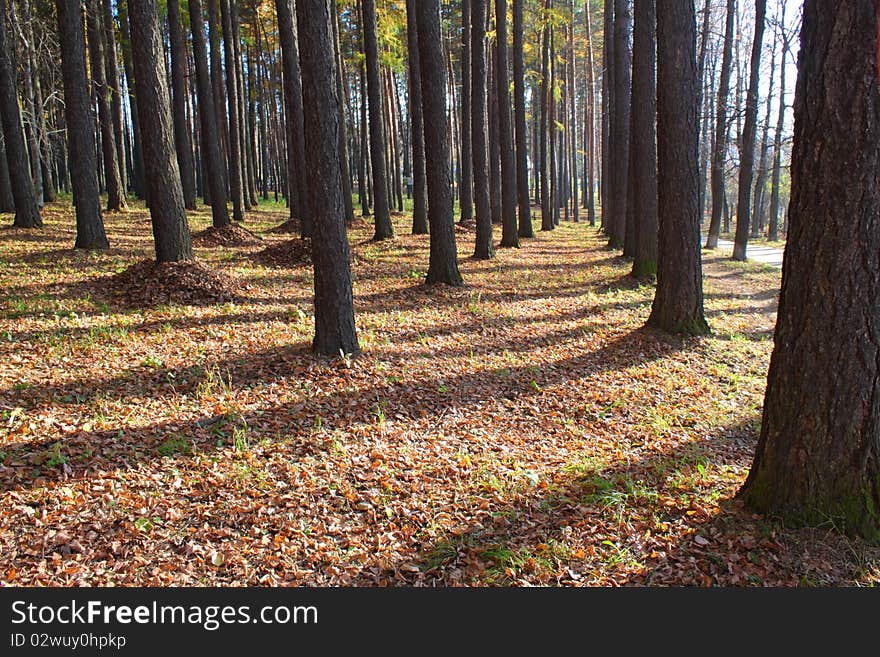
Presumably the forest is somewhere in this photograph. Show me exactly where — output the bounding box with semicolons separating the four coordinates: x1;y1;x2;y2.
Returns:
0;0;878;588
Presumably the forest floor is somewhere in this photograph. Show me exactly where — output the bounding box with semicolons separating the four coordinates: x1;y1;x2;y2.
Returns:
1;200;878;587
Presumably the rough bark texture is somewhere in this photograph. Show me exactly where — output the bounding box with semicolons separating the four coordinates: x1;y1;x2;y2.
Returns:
629;0;658;277
331;12;355;226
189;0;230;228
471;0;494;259
416;0;463;286
168;0;197;210
56;0;108;249
117;2;145;199
362;0;393;240
495;0;519;247
0;133;13;212
87;0;126;211
129;0;192;263
608;0;631;248
275;0;311;235
219;0;245;221
0;0;41;228
739;0;880;541
706;0;735;248
405;0;428;235
732;0;766;260
459;0;474;223
513;0;533;238
540;0;553;231
295;0;359;357
101;0;125;194
649;0;709;335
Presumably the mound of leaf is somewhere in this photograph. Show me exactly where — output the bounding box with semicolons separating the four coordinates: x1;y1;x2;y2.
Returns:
192;223;262;247
253;238;312;268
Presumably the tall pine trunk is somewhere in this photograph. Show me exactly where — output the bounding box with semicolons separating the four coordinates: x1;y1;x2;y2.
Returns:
513;0;533;237
405;0;428;235
219;0;245;221
167;0;197;210
459;0;474;223
495;0;518;247
608;0;631;248
471;0;494;259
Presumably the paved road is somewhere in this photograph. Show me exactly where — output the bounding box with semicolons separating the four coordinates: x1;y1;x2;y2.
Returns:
706;237;784;269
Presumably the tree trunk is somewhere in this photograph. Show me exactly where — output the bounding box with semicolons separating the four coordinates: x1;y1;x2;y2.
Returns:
87;0;126;211
167;0;197;210
540;2;552;231
512;0;533;237
495;0;519;247
331;10;356;225
459;0;474;223
101;0;126;195
416;0;463;286
706;0;735;248
488;38;502;225
768;9;788;242
117;2;145;198
207;0;229;192
295;0;359;357
739;0;880;541
752;40;776;238
405;0;428;234
0;133;13;212
608;0;631;248
56;0;108;249
732;0;766;260
471;0;494;259
129;0;192;263
0;0;40;228
219;0;244;221
584;0;596;226
188;0;230;228
601;0;613;230
649;0;709;336
629;0;658;277
361;0;393;240
567;1;578;224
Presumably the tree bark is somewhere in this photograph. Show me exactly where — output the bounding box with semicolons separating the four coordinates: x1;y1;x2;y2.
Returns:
732;0;766;260
540;2;552;231
405;0;428;235
361;0;393;240
0;133;13;212
117;2;145;198
459;0;474;223
415;0;463;285
129;0;193;263
331;10;355;226
768;7;788;242
608;0;631;248
629;0;658;277
167;0;197;210
0;0;40;228
706;0;736;248
188;0;230;228
56;0;108;249
495;0;519;247
296;0;359;357
101;0;126;194
739;0;880;541
219;0;244;221
649;0;709;335
513;0;533;237
471;0;494;259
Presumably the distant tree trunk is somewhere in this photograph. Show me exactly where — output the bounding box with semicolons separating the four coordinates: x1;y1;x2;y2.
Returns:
415;0;463;285
87;0;126;211
567;1;578;224
732;0;766;260
488;39;502;225
219;0;244;221
601;0;613;229
513;0;533;237
56;0;108;249
649;0;709;335
696;0;712;218
459;0;474;223
739;0;880;541
129;0;192;263
101;0;126;194
167;0;197;210
275;0;311;235
22;0;55;202
188;0;230;228
331;11;355;226
117;2;145;199
629;0;658;277
495;0;519;247
752;42;776;237
583;1;596;226
295;0;359;357
0;1;40;228
362;0;393;240
540;2;552;231
768;9;788;242
471;0;494;259
207;0;228;192
608;0;631;248
706;0;735;248
405;0;428;234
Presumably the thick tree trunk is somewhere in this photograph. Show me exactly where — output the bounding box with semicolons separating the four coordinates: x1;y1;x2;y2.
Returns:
129;0;192;263
56;0;108;249
188;0;230;228
649;0;709;335
167;0;197;210
471;0;494;259
207;0;229;192
0;1;40;228
495;0;519;247
740;0;880;541
513;0;533;238
459;0;474;223
629;0;658;277
295;0;359;357
415;0;463;285
405;0;428;235
87;0;126;211
706;0;735;248
362;0;393;240
732;0;766;260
